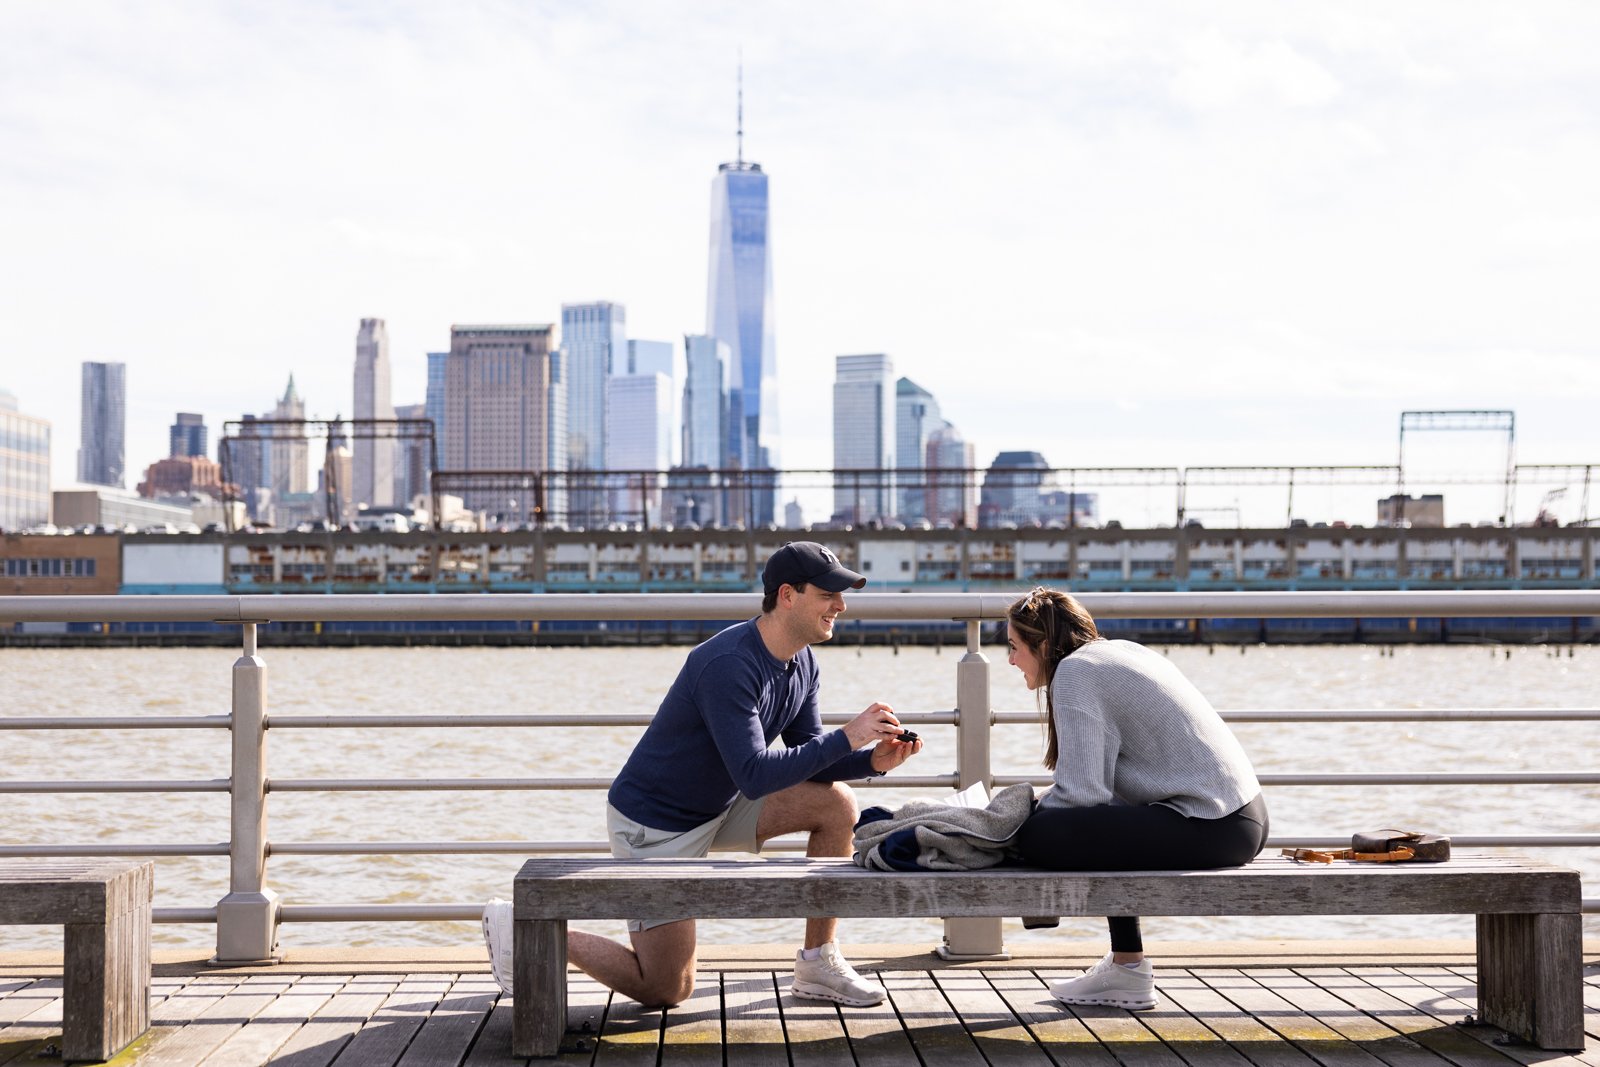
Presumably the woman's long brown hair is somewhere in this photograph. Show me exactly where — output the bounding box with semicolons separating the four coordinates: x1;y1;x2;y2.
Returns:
1005;586;1099;770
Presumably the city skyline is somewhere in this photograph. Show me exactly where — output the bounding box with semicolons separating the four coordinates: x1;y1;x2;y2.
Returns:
5;3;1599;525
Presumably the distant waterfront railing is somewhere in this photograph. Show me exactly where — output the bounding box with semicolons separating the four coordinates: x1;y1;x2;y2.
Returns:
1;590;1597;962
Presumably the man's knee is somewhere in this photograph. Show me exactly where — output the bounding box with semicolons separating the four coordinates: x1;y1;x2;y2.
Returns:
818;781;858;830
637;969;697;1008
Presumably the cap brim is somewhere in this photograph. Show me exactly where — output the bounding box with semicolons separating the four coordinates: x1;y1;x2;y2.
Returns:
811;568;867;592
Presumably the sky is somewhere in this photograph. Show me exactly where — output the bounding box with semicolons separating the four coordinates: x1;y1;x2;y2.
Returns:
3;1;1598;526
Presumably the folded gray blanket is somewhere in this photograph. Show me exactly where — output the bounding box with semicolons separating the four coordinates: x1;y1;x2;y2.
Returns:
851;782;1036;871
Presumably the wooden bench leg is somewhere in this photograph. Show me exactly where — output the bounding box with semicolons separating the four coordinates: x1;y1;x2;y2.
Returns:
61;906;151;1062
1476;912;1583;1050
511;918;568;1058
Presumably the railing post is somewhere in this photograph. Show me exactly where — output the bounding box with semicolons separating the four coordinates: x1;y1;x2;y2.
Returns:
215;622;280;963
938;619;1007;959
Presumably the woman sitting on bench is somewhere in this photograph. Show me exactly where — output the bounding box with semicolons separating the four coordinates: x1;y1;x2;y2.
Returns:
1005;587;1269;1011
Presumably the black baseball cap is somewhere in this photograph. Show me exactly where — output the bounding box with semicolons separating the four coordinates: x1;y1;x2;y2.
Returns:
762;541;867;596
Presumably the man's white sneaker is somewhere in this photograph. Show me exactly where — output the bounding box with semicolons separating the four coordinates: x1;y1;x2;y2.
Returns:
482;898;514;996
790;942;886;1007
1050;953;1157;1010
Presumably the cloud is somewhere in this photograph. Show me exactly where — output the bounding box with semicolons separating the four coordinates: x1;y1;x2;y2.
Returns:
1170;29;1343;112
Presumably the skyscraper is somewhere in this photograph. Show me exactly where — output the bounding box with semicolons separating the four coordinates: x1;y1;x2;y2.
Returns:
560;302;625;472
706;72;776;522
895;377;942;522
626;339;674;378
77;362;125;488
681;334;729;470
606;373;673;523
925;421;976;528
169;413;207;459
353;317;397;509
444;324;559;515
0;389;51;530
394;402;428;508
268;376;309;503
832;354;895;524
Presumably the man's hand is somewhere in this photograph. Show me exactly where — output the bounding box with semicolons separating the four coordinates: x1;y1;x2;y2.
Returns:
869;732;923;772
842;702;903;749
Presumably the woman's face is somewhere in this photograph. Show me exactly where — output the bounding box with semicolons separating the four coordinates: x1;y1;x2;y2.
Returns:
1006;631;1047;690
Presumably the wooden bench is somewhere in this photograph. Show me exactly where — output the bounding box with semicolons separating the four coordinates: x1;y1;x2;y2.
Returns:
510;852;1583;1057
0;860;154;1062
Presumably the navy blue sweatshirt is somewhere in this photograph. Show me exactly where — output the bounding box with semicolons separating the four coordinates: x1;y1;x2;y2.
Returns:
607;619;879;831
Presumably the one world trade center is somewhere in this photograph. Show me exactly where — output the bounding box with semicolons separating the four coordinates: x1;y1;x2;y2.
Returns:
706;73;777;524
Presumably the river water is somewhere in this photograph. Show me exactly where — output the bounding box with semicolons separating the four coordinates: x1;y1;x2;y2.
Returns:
1;643;1595;951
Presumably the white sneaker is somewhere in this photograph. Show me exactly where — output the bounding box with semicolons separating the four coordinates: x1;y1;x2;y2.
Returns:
482;898;514;996
1050;953;1157;1010
790;942;886;1007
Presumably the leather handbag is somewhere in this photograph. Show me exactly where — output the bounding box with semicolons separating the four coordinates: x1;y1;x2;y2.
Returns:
1282;829;1450;864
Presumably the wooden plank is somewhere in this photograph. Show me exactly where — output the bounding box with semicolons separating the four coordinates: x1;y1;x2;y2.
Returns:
777;983;854;1067
270;977;398;1067
985;970;1123;1067
133;976;293;1067
1134;970;1260;1067
328;975;454;1067
591;981;662;1067
0;979;61;1067
1189;969;1391;1067
884;972;988;1066
658;976;722;1067
721;971;787;1067
931;970;1053;1065
1300;967;1521;1067
1037;968;1187;1067
1356;967;1598;1067
835;969;922;1067
1155;970;1320;1067
1242;969;1448;1067
197;974;343;1067
395;975;497;1067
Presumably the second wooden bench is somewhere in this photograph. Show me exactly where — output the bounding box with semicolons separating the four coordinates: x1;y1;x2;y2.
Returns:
509;852;1582;1057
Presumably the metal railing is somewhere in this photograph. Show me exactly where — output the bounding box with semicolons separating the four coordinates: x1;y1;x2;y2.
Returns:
1;589;1596;961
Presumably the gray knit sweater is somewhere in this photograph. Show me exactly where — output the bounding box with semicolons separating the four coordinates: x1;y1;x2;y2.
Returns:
1035;639;1260;819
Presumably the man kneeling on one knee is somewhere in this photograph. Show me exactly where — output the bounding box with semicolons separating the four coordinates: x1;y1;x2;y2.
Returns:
483;541;923;1007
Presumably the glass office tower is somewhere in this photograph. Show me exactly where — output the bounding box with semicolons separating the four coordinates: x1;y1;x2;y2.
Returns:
707;159;776;524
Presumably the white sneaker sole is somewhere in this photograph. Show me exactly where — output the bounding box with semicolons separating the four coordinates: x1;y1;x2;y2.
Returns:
790;980;885;1008
481;909;513;996
1053;991;1157;1011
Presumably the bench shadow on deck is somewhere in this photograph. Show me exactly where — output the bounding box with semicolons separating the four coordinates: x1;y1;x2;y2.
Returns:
0;942;1594;1066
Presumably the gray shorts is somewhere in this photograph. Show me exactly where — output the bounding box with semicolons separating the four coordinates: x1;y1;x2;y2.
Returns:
606;795;766;933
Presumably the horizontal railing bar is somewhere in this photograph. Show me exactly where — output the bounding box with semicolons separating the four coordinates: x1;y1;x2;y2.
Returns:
0;779;230;793
278;896;1600;922
993;773;1600;787
0;844;229;857
9;835;1595;860
263;835;1600;855
994;709;1600;725
268;839;813;855
263;711;960;729
155;908;218;924
5;589;1600;623
266;775;962;792
0;716;232;730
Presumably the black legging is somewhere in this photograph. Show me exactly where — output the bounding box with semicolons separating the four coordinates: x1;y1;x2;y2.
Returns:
1014;793;1270;953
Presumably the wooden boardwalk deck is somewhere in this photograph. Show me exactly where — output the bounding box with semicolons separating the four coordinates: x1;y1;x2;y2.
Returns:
0;944;1594;1066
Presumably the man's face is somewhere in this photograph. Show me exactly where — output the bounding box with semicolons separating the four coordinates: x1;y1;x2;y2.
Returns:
787;582;847;644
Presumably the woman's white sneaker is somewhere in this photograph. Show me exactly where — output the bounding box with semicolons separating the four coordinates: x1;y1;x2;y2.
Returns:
481;898;514;996
790;942;886;1007
1050;953;1157;1010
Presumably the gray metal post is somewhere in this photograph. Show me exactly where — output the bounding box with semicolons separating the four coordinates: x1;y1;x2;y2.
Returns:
215;623;281;963
938;619;1006;959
